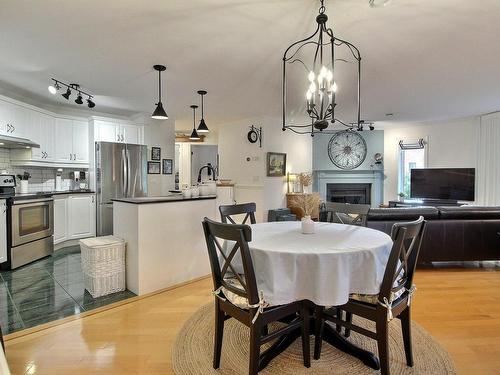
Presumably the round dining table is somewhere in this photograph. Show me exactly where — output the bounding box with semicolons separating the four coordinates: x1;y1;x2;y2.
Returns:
246;221;393;371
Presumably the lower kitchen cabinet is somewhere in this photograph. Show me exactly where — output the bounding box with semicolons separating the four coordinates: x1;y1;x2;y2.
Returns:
54;194;96;245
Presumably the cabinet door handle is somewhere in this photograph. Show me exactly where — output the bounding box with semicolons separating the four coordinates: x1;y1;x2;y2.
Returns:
74;153;76;160
12;125;15;132
69;153;72;160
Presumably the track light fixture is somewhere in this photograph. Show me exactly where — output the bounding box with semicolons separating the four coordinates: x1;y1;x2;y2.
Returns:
151;65;169;120
189;105;200;140
48;79;96;109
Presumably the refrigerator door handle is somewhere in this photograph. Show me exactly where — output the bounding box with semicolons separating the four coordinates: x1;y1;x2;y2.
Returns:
126;148;131;197
122;148;128;197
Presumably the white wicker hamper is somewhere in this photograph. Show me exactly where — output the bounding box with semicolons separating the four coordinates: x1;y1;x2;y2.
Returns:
79;236;126;298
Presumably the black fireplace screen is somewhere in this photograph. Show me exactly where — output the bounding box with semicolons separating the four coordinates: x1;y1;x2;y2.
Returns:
326;183;371;204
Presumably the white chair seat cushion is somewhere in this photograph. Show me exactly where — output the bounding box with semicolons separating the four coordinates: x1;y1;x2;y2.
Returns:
221;277;273;309
349;287;404;305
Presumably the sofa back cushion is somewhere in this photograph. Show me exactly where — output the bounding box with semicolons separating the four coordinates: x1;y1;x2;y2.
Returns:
367;206;439;221
438;206;500;220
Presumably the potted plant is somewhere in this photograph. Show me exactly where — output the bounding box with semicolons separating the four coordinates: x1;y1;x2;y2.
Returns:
397;192;406;201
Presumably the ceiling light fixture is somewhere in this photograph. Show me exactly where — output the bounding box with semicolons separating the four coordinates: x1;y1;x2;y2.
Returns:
48;79;96;108
196;90;209;133
87;97;95;108
369;0;392;8
75;92;83;105
151;65;168;120
48;80;60;95
282;0;363;135
189;105;200;141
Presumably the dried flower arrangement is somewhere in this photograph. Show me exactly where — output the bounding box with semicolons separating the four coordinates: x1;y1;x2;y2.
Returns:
298;173;312;188
288;193;321;217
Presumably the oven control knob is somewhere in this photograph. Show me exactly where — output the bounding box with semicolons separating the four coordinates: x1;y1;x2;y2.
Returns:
2;179;7;183
8;179;13;183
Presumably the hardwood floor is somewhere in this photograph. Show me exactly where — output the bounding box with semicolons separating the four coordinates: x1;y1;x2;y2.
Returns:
3;267;500;374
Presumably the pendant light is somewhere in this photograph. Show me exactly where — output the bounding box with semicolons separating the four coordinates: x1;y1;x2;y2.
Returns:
282;0;362;135
189;105;200;140
196;90;209;133
151;64;169;120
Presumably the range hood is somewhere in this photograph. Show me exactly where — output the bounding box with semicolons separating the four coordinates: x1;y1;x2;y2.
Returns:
0;134;40;149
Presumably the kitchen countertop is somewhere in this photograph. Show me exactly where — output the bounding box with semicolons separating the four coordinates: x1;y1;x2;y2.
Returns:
112;194;217;204
6;190;95;201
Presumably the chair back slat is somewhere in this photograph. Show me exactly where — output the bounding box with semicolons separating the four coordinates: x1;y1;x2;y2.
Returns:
202;217;260;305
379;216;426;301
219;202;257;225
321;202;370;227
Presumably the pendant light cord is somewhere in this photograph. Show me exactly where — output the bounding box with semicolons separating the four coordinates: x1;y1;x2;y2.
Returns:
201;95;204;119
158;70;162;104
193;106;196;129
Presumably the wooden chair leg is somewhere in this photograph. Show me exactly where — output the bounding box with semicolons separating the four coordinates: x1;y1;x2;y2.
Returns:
344;312;352;338
336;308;343;332
314;306;324;360
301;304;311;368
213;303;225;369
261;324;269;337
376;317;390;375
249;323;262;375
400;307;414;367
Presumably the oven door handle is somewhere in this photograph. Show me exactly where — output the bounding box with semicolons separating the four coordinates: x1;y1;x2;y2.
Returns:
12;198;54;205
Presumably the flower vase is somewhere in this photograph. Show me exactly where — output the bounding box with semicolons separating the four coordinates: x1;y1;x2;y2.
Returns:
20;180;28;194
301;215;315;234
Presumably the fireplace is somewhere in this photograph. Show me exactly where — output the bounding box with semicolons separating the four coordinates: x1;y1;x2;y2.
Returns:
326;183;371;204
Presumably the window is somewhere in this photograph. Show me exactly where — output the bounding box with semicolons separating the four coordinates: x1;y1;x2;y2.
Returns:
398;139;427;198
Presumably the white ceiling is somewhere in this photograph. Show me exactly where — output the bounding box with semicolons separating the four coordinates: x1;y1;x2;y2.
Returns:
1;0;500;129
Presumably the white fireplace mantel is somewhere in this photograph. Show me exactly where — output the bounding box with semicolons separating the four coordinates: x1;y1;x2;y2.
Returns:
313;169;385;207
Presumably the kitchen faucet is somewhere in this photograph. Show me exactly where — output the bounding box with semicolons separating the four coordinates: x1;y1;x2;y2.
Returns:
197;163;217;183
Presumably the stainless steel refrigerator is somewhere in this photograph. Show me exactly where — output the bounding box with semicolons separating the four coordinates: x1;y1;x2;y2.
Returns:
95;141;148;236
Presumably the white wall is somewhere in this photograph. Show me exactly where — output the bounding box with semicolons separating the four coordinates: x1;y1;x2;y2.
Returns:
144;119;176;195
218;116;312;221
382;116;479;203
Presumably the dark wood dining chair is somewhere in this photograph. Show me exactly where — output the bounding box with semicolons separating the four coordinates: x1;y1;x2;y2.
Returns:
202;217;310;374
320;202;371;226
219;202;257;224
314;216;426;375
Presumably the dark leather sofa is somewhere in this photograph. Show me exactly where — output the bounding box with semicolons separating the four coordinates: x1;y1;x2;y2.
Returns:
366;206;500;264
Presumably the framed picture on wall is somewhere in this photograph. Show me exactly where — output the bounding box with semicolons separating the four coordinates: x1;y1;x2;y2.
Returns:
266;152;287;177
151;147;161;161
147;161;161;174
162;159;173;175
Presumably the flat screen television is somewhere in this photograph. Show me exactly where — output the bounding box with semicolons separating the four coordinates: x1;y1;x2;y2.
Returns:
410;168;475;201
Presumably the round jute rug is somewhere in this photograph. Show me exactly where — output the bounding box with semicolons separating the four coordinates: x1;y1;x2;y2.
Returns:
172;304;456;374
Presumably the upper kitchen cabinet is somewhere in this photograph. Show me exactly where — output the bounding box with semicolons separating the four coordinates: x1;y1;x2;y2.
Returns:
30;112;55;161
0;99;31;138
54;118;89;164
92;119;144;144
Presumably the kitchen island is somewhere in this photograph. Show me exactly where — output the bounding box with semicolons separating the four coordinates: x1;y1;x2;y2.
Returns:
112;195;216;295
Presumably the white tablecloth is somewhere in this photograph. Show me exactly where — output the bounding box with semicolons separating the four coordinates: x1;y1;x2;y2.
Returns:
245;221;393;306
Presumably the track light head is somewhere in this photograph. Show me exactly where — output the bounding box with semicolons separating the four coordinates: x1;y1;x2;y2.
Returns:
48;81;60;95
62;88;71;100
75;93;83;105
87;97;95;108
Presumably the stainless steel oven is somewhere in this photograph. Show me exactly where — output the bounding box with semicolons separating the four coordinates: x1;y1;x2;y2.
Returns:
10;197;54;268
11;198;53;246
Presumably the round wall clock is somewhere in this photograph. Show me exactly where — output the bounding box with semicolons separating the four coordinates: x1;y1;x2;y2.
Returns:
327;130;367;170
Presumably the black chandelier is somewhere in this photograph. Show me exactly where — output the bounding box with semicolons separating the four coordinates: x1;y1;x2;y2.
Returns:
48;79;95;108
282;0;363;135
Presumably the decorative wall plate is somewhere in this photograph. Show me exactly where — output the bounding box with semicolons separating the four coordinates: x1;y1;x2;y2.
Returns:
327;130;367;170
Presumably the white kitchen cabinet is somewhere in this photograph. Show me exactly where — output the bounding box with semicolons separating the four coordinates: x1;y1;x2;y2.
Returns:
31;112;55;161
68;194;96;240
0;200;6;264
54;193;96;245
53;196;68;245
94;120;143;144
54;118;89;164
96;121;118;142
54;118;73;162
72;120;89;162
0;99;31;137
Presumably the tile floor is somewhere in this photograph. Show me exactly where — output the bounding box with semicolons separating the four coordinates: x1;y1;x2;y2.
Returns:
0;246;135;335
